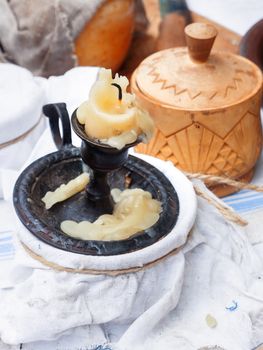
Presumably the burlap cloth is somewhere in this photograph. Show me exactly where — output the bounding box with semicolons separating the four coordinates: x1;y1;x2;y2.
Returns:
0;0;104;77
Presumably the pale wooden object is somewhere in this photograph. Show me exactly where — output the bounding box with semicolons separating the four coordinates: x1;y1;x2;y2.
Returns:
75;0;135;72
185;22;217;62
156;12;188;51
132;22;263;197
120;1;241;79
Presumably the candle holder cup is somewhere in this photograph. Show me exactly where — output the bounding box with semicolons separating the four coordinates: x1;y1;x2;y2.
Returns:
71;109;141;214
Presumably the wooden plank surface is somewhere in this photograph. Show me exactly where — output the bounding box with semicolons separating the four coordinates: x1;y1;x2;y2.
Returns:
120;0;241;79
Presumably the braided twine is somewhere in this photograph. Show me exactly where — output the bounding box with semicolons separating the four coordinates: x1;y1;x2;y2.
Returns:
22;238;188;276
184;172;263;227
0;115;43;150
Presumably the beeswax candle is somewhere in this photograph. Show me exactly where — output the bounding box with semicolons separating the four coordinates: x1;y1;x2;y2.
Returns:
77;68;154;149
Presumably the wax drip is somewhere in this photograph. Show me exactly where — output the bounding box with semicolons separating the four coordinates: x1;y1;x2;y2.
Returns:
111;83;122;101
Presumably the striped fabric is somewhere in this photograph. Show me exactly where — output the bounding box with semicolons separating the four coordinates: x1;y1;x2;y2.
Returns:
223;190;263;213
0;230;15;260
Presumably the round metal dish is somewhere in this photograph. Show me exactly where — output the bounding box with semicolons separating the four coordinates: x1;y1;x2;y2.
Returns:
13;147;179;256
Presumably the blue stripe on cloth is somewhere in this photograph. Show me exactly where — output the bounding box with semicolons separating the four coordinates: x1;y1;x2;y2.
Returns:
0;251;14;256
0;236;12;243
223;190;263;213
0;255;15;260
0;242;15;255
224;190;255;202
0;232;14;257
224;195;263;206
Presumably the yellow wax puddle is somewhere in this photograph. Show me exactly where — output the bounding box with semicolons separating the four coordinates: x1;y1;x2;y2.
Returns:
61;188;162;241
103;130;138;149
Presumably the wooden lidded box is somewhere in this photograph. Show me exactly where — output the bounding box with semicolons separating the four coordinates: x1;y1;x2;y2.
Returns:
131;23;263;196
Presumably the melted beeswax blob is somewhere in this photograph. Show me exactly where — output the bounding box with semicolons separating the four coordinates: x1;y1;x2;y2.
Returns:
61;188;161;241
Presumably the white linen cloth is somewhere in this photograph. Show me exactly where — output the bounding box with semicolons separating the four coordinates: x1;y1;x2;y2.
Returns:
0;64;46;167
1;0;263;345
2;138;263;350
0;63;46;198
0;64;45;145
0;86;263;350
0;65;99;199
0;121;197;343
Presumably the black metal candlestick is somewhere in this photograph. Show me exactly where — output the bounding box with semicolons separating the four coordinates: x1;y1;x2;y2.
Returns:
71;110;141;213
44;104;141;214
13;102;179;256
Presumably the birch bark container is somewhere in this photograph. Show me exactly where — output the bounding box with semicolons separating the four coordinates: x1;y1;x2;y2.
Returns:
131;23;263;196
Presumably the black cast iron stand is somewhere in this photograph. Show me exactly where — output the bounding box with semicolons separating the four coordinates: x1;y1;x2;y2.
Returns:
43;103;140;215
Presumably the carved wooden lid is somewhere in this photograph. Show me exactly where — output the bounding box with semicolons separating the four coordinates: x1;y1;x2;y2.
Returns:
134;23;262;110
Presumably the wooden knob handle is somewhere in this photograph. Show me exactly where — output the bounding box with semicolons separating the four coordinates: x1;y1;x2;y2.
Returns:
185;23;217;62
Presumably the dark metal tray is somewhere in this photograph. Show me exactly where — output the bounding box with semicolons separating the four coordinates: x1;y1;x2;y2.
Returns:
13;147;179;256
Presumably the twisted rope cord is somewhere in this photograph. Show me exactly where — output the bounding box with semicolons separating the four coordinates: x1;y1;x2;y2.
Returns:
183;171;263;226
22;238;189;276
185;172;263;192
0;115;43;150
193;185;248;226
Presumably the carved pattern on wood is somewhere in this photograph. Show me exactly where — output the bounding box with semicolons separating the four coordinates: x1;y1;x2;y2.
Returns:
224;77;242;97
136;110;261;178
146;55;249;101
148;64;203;100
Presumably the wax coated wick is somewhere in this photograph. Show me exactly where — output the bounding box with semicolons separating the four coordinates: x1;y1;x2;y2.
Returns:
111;83;122;101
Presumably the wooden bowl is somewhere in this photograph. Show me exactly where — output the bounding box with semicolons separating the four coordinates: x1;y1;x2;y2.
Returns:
75;0;135;72
132;23;263;197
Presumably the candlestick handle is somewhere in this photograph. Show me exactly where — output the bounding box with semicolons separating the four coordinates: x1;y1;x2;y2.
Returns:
43;103;72;149
184;22;217;63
